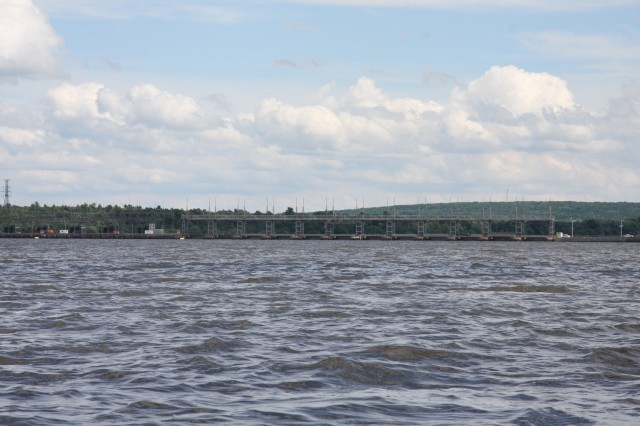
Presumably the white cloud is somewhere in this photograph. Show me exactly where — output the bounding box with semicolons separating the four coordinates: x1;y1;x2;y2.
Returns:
96;88;128;125
47;82;218;131
255;77;442;153
438;66;588;153
0;126;45;146
126;84;211;130
3;0;637;208
0;0;64;81
255;98;347;149
19;170;79;191
343;77;443;118
48;82;109;120
460;65;575;117
2;67;640;207
344;77;389;109
116;164;180;185
441;108;498;148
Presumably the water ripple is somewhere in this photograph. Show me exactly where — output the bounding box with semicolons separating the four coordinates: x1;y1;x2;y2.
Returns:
1;239;638;424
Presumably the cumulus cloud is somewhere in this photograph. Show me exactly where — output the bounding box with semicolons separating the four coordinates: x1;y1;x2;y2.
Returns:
459;65;575;117
2;66;640;207
126;85;211;130
344;77;388;109
255;98;347;149
0;0;64;81
47;82;218;131
48;82;110;120
254;77;442;152
438;66;587;153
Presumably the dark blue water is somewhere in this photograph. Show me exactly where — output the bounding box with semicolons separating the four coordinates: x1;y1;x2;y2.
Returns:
1;239;639;424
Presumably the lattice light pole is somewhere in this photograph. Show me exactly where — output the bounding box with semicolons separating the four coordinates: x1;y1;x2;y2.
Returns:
3;179;9;208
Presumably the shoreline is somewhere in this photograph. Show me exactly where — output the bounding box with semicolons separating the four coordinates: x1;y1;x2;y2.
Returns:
1;233;638;242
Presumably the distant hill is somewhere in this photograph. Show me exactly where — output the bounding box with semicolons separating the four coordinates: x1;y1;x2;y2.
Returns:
2;200;639;236
338;201;640;222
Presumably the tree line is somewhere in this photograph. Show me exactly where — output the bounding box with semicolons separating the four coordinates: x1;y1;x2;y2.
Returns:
1;201;638;237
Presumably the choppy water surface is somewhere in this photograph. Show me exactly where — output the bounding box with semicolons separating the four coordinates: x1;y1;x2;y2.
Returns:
1;239;639;425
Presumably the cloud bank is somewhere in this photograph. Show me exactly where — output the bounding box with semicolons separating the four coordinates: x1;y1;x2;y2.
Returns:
2;64;639;209
2;0;638;210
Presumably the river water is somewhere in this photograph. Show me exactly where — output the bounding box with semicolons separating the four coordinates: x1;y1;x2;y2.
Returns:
1;239;638;425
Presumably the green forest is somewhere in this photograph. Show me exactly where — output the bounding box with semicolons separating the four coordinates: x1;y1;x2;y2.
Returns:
341;200;640;237
1;200;638;237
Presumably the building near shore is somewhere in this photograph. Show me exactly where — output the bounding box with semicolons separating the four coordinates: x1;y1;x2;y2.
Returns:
144;223;165;235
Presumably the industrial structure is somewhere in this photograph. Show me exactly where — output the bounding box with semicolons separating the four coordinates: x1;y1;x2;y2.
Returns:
1;204;555;240
3;179;9;208
180;211;556;241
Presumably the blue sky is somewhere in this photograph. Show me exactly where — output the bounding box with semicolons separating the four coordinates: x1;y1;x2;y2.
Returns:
1;0;639;211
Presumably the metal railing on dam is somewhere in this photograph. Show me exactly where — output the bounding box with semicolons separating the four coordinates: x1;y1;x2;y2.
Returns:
181;212;556;240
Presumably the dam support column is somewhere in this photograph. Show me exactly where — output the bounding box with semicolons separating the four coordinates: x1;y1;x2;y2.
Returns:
449;221;458;239
207;221;218;238
385;221;395;239
236;220;245;238
324;221;335;239
482;220;492;239
417;221;427;239
265;220;275;238
514;221;525;240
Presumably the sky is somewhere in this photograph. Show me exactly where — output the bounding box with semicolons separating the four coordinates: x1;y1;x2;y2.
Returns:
1;0;639;212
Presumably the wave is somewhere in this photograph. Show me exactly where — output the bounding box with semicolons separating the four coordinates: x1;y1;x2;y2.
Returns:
308;356;416;387
587;346;640;379
0;355;27;365
277;380;325;391
462;284;571;293
175;337;237;354
512;407;594;425
299;310;351;319
364;344;460;362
